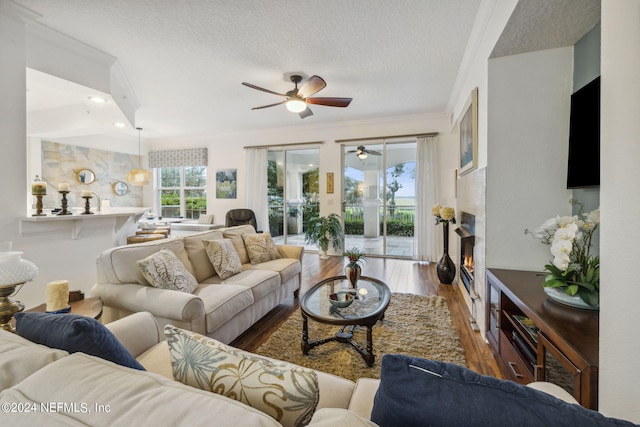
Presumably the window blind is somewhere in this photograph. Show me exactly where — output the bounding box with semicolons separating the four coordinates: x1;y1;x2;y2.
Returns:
148;148;208;168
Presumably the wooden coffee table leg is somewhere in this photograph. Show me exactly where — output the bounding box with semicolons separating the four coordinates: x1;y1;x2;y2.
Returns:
365;324;374;366
301;312;311;355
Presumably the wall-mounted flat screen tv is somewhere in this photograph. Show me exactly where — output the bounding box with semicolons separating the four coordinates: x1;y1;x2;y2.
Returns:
567;76;600;189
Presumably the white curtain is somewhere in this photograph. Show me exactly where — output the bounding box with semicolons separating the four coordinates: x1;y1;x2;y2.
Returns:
245;148;269;231
415;135;439;261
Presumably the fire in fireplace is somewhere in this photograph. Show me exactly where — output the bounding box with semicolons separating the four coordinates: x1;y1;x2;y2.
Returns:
455;212;475;295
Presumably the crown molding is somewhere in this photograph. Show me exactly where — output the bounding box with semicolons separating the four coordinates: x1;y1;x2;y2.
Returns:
0;0;40;23
447;0;499;129
27;22;116;67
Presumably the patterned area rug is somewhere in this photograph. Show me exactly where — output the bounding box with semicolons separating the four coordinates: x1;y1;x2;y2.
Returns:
255;293;467;382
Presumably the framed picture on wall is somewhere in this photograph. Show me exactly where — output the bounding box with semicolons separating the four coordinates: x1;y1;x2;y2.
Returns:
216;169;237;199
459;87;478;176
326;172;334;194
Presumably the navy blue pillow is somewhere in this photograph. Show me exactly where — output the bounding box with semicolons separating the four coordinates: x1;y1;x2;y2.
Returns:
371;354;635;427
14;312;145;371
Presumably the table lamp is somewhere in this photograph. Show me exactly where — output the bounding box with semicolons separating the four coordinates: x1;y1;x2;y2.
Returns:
0;247;38;332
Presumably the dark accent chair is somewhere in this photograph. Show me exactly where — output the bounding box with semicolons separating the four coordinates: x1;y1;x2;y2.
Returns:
225;209;261;232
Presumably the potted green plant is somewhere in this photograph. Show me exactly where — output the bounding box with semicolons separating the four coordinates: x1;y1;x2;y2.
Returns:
344;247;367;288
305;213;343;259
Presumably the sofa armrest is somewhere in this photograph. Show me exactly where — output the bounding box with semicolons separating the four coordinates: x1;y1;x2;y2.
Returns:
105;312;162;358
526;382;579;404
348;378;380;420
277;244;304;262
92;283;206;322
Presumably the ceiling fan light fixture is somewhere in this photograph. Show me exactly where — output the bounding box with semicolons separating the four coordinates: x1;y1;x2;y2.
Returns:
357;152;368;160
286;98;306;113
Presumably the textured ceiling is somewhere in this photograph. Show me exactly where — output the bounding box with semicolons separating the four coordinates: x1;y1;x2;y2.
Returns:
18;0;602;142
491;0;600;58
18;0;481;140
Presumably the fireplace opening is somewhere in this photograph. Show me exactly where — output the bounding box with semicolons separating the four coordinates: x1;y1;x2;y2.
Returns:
455;211;479;332
455;212;475;296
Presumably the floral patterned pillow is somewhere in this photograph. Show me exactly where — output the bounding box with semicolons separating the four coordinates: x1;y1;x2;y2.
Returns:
242;232;280;264
203;239;243;279
137;249;198;293
164;324;319;427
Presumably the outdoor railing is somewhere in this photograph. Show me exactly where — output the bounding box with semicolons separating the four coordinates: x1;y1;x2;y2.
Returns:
344;204;416;223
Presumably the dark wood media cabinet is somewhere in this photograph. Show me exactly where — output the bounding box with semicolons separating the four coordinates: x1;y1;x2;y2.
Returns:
486;268;599;409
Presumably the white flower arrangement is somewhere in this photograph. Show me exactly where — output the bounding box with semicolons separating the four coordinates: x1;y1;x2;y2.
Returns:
526;199;600;307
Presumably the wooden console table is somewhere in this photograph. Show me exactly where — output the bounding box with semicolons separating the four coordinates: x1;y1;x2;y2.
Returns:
25;296;103;319
10;297;103;329
486;269;599;409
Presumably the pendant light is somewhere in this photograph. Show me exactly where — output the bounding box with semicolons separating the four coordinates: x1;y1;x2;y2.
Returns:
126;127;152;186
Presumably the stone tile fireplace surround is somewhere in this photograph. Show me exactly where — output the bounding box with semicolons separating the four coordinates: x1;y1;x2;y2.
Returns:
456;167;486;336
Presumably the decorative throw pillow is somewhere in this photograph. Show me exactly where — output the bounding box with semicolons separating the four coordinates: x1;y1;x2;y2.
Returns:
203;239;244;279
14;312;144;371
164;324;319;427
371;354;636;427
197;213;215;224
137;248;198;293
242;232;280;264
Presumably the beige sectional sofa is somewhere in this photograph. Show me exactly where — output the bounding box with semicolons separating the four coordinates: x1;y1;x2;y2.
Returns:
0;312;378;426
91;225;303;344
1;311;596;427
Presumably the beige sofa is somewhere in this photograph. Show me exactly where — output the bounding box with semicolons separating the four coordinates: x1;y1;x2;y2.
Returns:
91;225;303;344
0;311;587;426
0;312;378;426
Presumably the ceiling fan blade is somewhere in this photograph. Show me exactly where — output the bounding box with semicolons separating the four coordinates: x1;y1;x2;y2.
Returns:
242;82;286;97
298;75;326;99
306;97;352;107
251;101;286;110
299;107;313;119
368;150;382;156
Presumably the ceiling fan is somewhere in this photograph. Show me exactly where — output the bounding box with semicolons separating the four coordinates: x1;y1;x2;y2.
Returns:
241;75;352;119
346;145;381;160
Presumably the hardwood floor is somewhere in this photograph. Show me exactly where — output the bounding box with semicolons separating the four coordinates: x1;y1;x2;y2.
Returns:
230;254;504;379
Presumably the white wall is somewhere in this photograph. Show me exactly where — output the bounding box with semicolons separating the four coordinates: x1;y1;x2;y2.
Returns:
150;113;451;229
443;0;518;333
450;0;640;421
486;47;574;271
0;2;142;311
599;0;640;422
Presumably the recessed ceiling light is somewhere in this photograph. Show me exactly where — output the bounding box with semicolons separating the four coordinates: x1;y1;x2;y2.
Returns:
113;122;126;128
88;96;108;104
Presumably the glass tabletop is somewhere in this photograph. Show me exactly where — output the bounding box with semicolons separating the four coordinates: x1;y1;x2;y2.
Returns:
300;276;390;324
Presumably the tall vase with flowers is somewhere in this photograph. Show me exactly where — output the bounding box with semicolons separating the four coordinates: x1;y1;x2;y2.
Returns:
432;204;456;284
343;247;367;289
525;199;600;309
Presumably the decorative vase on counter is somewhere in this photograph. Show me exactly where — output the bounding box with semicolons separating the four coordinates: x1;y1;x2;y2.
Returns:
345;263;361;289
436;222;456;284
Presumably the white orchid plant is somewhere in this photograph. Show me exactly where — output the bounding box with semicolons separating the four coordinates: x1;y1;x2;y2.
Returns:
525;199;600;307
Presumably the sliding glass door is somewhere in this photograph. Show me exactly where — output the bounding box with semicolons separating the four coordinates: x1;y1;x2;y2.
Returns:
343;141;416;258
267;148;320;250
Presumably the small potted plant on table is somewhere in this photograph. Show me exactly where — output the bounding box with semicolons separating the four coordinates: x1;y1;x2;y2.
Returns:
344;247;367;289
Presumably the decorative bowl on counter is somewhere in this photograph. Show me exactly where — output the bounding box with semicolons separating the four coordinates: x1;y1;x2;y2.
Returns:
329;291;355;308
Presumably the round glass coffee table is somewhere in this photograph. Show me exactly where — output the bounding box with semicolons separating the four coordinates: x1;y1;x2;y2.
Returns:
300;275;390;367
